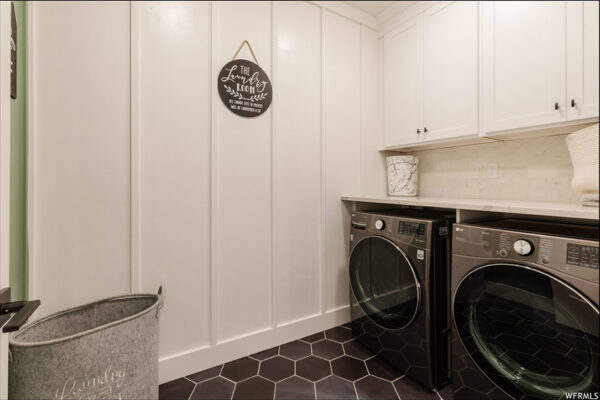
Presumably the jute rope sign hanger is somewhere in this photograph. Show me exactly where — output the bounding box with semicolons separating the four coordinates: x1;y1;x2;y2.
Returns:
231;40;260;65
217;40;272;118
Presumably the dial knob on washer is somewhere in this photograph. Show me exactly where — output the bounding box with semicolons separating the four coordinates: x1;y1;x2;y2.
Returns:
374;220;385;230
513;239;534;256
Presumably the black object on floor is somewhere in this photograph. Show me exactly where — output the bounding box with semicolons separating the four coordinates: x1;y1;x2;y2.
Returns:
160;324;453;400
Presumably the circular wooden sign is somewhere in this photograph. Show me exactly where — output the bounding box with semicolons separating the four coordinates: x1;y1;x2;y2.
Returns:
218;59;272;117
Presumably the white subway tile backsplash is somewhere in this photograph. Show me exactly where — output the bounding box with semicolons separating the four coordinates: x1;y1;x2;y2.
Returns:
412;135;580;204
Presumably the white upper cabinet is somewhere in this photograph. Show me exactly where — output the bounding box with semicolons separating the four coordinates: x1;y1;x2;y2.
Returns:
383;14;423;147
383;2;479;148
423;1;478;141
481;1;567;133
566;1;599;121
383;0;598;148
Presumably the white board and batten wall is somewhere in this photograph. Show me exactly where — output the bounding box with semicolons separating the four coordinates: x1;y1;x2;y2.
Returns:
28;2;132;308
28;1;383;383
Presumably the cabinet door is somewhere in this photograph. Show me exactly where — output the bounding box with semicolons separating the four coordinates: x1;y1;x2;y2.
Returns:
423;1;478;141
566;1;599;121
481;1;566;133
383;15;423;147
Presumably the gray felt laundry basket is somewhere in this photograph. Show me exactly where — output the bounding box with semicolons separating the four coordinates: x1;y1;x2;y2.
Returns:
8;288;163;400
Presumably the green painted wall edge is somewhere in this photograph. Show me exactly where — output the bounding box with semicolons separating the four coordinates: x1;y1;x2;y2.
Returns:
10;1;27;301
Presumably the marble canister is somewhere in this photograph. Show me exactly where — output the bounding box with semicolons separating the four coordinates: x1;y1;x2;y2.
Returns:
387;155;418;196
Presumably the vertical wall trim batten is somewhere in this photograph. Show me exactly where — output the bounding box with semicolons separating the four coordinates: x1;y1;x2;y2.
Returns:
210;1;219;346
271;1;278;328
359;24;364;195
477;1;484;136
319;7;327;315
26;2;36;300
129;1;141;293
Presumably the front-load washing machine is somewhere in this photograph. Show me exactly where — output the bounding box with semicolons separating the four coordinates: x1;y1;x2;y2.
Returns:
451;219;599;400
349;209;455;390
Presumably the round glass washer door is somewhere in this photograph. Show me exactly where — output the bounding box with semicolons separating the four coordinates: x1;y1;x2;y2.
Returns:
349;236;421;330
454;264;599;400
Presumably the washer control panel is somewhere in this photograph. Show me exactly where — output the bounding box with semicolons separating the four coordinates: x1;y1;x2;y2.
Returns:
513;239;534;256
453;222;599;283
566;243;599;269
496;231;539;259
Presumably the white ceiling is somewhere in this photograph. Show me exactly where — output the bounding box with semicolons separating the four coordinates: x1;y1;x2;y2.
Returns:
343;1;416;20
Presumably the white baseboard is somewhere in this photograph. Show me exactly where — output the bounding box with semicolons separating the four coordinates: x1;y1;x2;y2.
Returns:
159;306;351;384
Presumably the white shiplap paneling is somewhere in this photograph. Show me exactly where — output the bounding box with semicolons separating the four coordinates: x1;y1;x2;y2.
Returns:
273;1;323;325
30;1;131;316
323;11;362;312
137;1;212;358
213;1;274;342
360;26;386;197
30;0;379;383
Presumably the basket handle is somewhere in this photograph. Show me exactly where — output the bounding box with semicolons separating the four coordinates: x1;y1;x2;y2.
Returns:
156;286;165;318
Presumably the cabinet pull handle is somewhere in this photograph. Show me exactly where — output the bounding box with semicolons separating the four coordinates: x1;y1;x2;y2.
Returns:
554;102;559;110
571;99;576;107
424;127;428;133
416;129;421;134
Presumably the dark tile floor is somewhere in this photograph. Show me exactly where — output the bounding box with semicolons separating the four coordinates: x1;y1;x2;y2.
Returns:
160;324;454;400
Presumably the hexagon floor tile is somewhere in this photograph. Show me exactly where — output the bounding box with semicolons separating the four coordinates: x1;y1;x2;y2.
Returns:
259;356;295;382
312;339;344;360
187;365;222;384
316;376;357;400
276;376;316;400
222;357;260;382
159;323;453;400
280;340;312;360
331;356;369;382
296;356;332;382
344;339;374;360
355;376;398;400
233;376;274;400
249;346;279;361
365;357;399;381
302;331;326;343
159;377;195;400
190;377;234;400
325;326;354;343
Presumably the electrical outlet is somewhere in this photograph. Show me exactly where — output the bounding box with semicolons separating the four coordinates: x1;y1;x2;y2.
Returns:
486;163;498;179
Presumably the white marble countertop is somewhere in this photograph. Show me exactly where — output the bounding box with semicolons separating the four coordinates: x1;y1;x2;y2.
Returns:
341;195;599;220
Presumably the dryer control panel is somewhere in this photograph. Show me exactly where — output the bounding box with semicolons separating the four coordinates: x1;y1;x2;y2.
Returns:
350;213;428;247
350;210;454;250
397;221;426;239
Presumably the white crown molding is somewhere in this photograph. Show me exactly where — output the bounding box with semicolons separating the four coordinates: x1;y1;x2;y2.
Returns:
376;1;417;25
308;1;379;30
378;1;438;37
